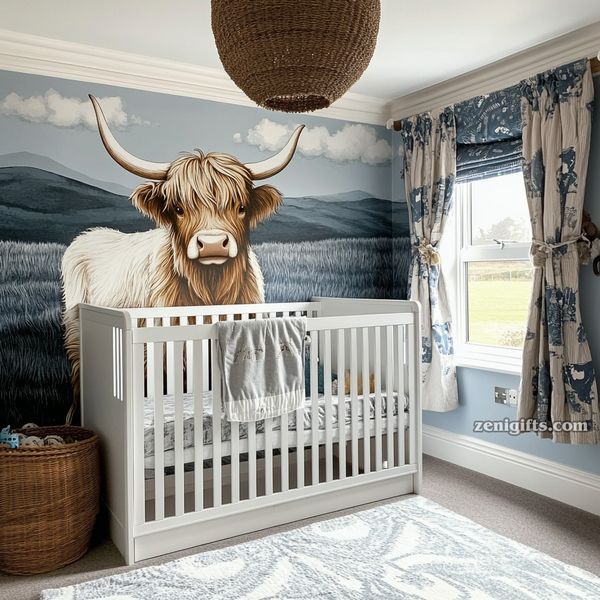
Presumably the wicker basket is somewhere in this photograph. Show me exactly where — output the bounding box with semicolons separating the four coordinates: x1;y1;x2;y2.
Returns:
0;426;100;575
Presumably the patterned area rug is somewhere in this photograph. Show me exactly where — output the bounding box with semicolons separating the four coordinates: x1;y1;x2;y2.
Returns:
42;496;600;599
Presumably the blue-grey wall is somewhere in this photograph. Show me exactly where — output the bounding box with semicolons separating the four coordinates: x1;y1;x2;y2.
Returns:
399;75;600;475
424;368;600;474
0;69;395;426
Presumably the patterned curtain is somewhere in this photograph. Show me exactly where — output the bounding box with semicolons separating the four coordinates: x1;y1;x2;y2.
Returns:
400;108;458;411
518;59;600;443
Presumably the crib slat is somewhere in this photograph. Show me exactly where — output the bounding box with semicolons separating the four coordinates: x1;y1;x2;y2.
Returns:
336;328;346;479
265;416;273;496
113;327;122;400
386;325;395;468
230;420;240;503
133;343;146;526
166;318;174;395
239;311;258;499
119;327;124;400
112;327;118;399
374;327;383;471
248;421;257;499
170;340;185;516
280;412;289;492
350;328;358;477
310;331;319;485
211;338;222;508
296;398;304;489
293;311;304;491
193;340;204;511
361;327;370;474
408;323;417;466
296;408;304;488
228;285;240;502
397;325;406;467
181;316;193;394
202;338;210;397
323;330;333;482
264;283;277;493
151;338;165;520
394;324;401;411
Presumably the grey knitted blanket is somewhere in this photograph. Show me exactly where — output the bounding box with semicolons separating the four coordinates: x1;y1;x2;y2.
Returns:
216;317;307;422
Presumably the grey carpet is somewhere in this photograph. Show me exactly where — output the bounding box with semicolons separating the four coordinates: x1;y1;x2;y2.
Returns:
2;455;599;600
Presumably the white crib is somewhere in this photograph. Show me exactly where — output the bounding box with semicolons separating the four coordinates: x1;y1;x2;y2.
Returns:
79;297;422;565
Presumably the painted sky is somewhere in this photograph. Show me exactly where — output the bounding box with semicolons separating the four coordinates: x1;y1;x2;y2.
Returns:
0;69;393;200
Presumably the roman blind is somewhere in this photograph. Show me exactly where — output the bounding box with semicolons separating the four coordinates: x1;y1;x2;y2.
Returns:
454;83;523;181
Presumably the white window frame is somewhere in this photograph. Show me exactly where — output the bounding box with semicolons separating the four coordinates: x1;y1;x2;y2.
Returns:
453;179;530;375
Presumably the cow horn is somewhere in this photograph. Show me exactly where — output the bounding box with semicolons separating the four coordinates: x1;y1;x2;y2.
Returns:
88;95;171;180
244;125;304;180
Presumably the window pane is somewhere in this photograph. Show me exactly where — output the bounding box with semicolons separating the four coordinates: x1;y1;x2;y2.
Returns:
470;173;531;246
467;261;532;348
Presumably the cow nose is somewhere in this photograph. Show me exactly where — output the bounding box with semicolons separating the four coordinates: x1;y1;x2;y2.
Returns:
188;229;239;263
196;232;230;260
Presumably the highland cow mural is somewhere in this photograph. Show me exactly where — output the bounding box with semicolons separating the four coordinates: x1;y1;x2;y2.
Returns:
63;96;304;402
0;69;410;426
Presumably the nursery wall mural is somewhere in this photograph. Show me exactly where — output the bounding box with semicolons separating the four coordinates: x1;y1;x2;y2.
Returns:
0;69;409;425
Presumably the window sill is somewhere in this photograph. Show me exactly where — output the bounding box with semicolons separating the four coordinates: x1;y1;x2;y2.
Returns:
454;354;522;376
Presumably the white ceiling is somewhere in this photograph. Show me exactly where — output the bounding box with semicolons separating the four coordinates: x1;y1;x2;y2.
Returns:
1;0;599;101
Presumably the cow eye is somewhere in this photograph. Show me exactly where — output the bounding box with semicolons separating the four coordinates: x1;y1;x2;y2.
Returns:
238;205;246;216
174;204;184;216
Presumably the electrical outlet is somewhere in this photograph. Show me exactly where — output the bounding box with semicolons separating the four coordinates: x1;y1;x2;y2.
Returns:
494;386;507;404
495;386;518;406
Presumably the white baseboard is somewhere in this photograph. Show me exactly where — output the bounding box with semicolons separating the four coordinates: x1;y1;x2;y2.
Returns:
423;424;600;517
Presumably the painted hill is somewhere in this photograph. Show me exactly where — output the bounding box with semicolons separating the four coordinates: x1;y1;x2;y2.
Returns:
301;190;375;203
0;166;404;245
0;152;132;196
0;166;154;243
253;195;392;242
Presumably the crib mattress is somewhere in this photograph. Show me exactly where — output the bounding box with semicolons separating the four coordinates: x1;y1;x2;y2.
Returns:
144;391;408;469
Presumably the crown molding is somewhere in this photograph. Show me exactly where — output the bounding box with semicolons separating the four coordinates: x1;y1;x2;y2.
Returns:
0;28;391;126
390;21;600;120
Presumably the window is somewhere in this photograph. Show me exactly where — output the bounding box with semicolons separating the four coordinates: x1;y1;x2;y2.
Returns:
454;172;533;370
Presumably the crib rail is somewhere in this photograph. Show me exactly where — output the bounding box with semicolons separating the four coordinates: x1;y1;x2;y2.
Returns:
130;313;417;523
126;301;321;323
79;298;421;564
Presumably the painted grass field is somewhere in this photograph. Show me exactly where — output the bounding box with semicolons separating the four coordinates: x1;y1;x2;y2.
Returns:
256;237;410;302
0;240;72;425
0;237;411;424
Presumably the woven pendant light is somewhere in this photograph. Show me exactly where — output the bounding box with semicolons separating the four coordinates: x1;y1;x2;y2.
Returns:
211;0;380;113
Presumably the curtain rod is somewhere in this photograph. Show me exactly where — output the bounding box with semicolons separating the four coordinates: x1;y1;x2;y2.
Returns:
387;55;600;132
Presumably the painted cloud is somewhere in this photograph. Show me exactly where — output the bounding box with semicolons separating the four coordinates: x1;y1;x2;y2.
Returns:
235;118;392;166
0;89;149;130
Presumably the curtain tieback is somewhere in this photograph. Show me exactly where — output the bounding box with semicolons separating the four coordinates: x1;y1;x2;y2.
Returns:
530;233;591;267
413;239;441;265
